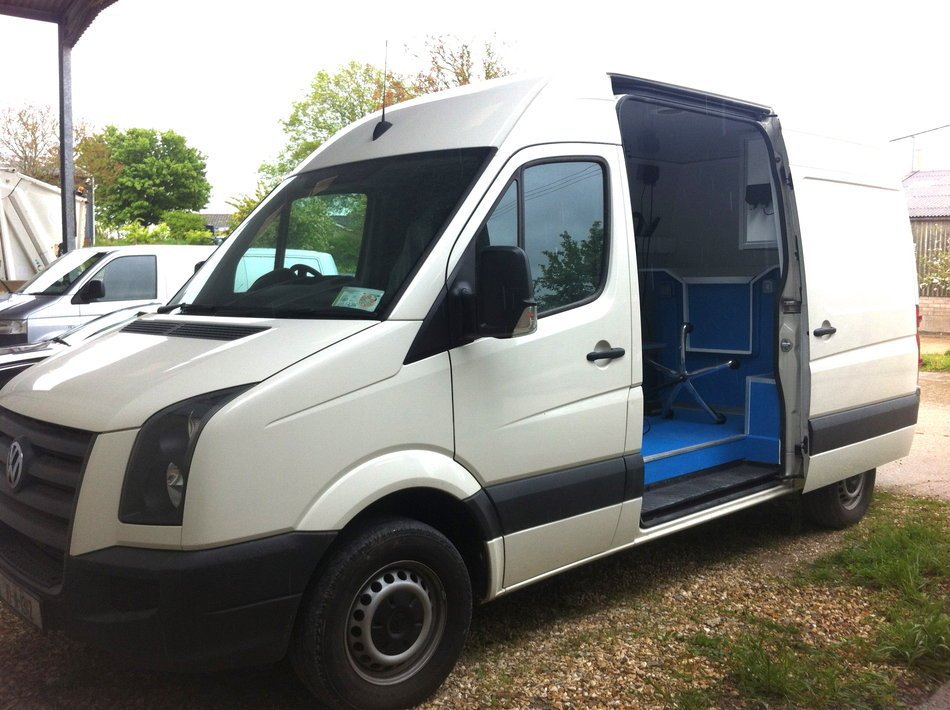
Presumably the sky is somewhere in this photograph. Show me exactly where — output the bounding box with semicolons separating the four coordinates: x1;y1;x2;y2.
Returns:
2;0;949;212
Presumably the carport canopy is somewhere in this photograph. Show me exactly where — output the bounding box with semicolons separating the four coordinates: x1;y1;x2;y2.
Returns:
0;0;120;252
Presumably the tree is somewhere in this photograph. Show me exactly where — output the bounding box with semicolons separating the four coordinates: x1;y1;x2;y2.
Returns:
231;36;510;224
227;180;276;230
533;222;605;312
410;34;509;94
0;104;63;183
76;130;120;195
0;105;97;186
260;36;509;182
94;126;211;227
260;62;416;181
921;250;950;295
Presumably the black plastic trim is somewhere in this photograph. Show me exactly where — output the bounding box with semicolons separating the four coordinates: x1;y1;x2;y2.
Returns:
485;458;626;535
808;390;920;455
460;489;504;541
403;285;450;365
0;531;337;671
623;453;645;501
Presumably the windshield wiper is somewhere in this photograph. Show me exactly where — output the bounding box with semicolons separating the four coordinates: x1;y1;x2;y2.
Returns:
163;303;220;315
49;336;70;347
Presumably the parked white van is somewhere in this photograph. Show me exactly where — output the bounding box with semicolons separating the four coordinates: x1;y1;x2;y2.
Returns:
0;244;214;345
0;74;918;709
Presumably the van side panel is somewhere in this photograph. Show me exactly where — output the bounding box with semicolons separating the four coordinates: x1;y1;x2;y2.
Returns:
784;133;918;490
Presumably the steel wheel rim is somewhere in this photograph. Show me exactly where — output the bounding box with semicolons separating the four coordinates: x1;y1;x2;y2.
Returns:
837;473;865;510
345;560;446;685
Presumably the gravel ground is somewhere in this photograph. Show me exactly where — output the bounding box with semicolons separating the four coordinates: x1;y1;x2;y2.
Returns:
0;496;943;709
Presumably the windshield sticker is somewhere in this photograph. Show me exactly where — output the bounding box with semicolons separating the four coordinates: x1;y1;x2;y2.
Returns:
332;287;385;312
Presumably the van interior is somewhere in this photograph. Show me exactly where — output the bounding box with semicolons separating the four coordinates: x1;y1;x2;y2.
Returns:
619;97;785;526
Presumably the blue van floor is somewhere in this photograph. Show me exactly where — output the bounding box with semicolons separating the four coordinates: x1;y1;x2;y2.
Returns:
641;410;744;460
641;407;780;486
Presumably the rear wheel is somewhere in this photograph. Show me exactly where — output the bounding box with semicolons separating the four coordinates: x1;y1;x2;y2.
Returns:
291;517;471;709
802;469;876;529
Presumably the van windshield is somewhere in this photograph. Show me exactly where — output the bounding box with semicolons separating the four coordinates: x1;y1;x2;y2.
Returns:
17;251;108;296
177;148;491;319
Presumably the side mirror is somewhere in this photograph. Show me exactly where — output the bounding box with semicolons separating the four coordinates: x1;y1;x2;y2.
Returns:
477;246;537;338
71;279;105;304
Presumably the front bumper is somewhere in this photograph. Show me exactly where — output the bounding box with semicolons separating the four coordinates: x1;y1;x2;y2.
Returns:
0;528;336;670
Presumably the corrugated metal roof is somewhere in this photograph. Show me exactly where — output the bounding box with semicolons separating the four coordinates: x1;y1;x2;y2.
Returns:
903;170;950;219
0;0;118;45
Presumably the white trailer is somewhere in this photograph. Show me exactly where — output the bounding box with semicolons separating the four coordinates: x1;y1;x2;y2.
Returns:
0;167;88;283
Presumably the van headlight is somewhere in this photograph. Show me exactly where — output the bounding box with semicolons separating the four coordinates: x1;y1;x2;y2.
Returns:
0;320;26;335
119;385;251;525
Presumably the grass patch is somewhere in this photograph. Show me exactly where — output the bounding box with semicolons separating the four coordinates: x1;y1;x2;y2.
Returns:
725;630;896;708
879;602;950;678
807;494;950;681
683;625;898;708
678;496;950;707
809;517;949;601
921;350;950;371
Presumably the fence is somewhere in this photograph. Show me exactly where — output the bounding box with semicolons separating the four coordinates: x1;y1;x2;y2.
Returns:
914;219;950;297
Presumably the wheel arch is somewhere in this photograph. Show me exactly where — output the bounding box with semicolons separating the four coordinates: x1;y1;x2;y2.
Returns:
296;449;502;602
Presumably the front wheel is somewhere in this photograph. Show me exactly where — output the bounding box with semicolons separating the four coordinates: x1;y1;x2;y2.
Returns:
291;517;472;710
802;469;876;529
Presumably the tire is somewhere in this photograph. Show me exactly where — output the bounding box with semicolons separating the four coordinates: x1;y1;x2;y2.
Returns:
290;517;472;710
802;468;876;529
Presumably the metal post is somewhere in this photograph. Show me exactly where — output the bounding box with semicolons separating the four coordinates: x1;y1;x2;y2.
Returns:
57;23;76;254
85;177;95;246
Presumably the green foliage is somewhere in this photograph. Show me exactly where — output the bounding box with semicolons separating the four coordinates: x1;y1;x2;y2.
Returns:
260;36;509;181
107;221;172;245
879;603;950;678
161;210;207;239
261;62;393;180
724;628;896;707
94;126;211;228
533;222;604;311
809;515;949;603
921;350;950;372
920;250;950;293
183;230;214;245
227;180;278;231
286;193;366;274
806;495;950;681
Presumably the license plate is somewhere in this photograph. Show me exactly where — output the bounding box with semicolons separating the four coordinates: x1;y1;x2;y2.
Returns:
0;569;42;628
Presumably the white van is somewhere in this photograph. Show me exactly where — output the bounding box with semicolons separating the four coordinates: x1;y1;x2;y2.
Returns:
0;244;214;345
0;74;918;709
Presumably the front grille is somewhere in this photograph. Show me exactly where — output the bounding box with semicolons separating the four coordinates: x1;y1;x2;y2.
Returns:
0;408;94;588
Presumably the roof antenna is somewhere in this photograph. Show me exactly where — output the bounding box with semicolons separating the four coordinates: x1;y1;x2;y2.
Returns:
373;40;393;141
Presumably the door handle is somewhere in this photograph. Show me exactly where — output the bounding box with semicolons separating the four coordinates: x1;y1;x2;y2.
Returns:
813;325;837;337
587;347;625;362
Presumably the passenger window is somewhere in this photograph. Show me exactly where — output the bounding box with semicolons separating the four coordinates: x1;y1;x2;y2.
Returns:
94;255;157;301
525;162;606;312
478;161;606;314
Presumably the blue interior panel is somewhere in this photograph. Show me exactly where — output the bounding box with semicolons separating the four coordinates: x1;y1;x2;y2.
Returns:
686;282;751;351
643;268;779;411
